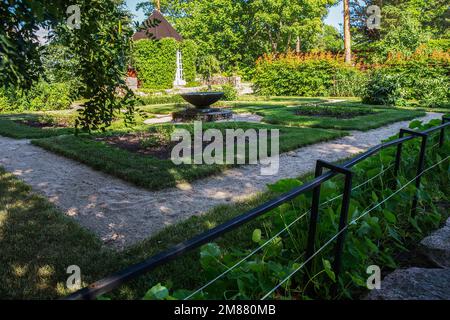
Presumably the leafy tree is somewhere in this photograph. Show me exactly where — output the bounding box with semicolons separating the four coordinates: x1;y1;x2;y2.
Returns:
350;0;448;62
317;25;344;53
41;43;80;84
0;0;67;89
136;0;336;74
250;0;334;53
197;55;220;90
1;0;137;132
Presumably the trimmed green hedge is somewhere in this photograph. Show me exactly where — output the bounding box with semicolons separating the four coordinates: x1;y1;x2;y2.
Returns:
136;94;184;106
132;38;197;90
253;53;366;97
0;82;73;112
181;40;197;85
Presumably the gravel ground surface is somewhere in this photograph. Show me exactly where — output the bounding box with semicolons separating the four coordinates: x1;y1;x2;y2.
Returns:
0;112;442;249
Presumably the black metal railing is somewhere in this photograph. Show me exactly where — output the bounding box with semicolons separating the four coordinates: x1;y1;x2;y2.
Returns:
65;116;450;300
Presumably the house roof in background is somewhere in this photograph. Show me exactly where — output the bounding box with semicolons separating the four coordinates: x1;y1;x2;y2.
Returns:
132;10;182;42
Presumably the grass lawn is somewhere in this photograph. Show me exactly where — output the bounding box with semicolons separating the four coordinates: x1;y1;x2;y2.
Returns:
0;97;435;139
0;113;75;139
32;122;347;191
0;165;274;299
2;126;448;299
235;102;427;131
0;167;117;299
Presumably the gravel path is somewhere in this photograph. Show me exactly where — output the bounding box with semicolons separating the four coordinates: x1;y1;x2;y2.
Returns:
0;112;442;250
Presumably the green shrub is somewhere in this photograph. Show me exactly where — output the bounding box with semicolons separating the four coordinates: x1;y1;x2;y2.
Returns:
27;82;73;110
362;51;450;107
332;67;368;97
0;88;11;112
132;38;197;89
186;81;202;87
0;82;73;112
254;52;365;97
221;84;238;101
362;72;406;106
140;135;161;148
413;76;449;108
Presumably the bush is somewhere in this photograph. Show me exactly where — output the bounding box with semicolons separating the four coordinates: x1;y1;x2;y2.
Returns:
362;72;406;106
181;40;198;84
221;84;238;101
254;52;365;97
0;88;10;112
132;38;197;90
362;50;450;107
0;82;73;112
332;67;368;97
27;82;73;110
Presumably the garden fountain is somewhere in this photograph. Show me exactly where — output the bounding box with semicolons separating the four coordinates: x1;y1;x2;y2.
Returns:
172;92;233;122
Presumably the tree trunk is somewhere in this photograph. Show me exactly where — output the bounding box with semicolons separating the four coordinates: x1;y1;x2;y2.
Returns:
268;29;277;53
286;34;292;53
296;36;301;53
343;0;352;64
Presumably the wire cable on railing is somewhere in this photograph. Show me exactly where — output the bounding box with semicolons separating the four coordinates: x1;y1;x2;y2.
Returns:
260;155;449;300
183;210;311;300
185;140;445;300
184;160;396;300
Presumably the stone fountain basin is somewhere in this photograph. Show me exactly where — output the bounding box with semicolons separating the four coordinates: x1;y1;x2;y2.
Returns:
181;92;224;109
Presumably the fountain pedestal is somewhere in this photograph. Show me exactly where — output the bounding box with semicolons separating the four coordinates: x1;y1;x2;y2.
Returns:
172;92;233;122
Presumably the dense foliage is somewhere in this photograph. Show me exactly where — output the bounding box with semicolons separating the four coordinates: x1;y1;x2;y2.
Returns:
221;85;238;101
0;82;73;112
0;0;67;89
137;0;336;75
362;50;450;107
197;55;221;89
254;52;366;97
1;0;139;132
133;38;197;89
350;0;449;63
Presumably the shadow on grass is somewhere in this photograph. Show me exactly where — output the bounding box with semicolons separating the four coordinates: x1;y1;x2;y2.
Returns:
0;166;274;299
0;168;118;299
0;113;75;139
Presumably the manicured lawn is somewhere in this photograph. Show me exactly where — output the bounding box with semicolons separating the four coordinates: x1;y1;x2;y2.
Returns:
235;102;426;131
2;126;448;299
5;157;335;300
32;122;347;191
138;103;185;115
0;165;275;299
0;167;117;299
0;113;75;139
1;97;433;140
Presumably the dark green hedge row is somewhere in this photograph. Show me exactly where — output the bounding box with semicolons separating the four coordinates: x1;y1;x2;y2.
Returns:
136;94;184;106
132;38;198;90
